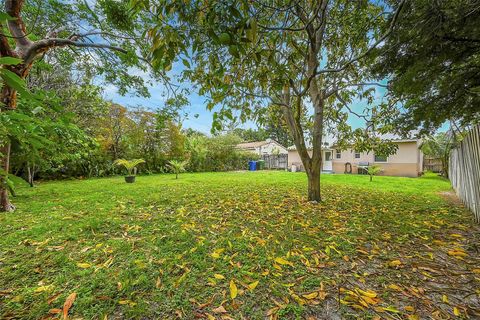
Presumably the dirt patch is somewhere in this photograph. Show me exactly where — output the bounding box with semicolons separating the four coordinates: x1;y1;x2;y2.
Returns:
438;191;464;206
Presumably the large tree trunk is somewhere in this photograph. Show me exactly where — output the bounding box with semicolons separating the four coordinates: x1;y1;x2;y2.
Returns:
306;165;321;202
0;143;15;212
0;73;21;212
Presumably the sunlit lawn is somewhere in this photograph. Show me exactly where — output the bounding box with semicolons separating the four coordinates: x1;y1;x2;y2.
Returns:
1;171;479;319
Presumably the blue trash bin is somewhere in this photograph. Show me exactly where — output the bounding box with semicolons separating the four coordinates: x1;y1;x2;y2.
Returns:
248;161;257;171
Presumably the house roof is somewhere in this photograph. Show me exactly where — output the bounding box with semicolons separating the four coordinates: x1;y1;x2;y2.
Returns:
288;134;420;151
236;139;286;150
236;141;269;149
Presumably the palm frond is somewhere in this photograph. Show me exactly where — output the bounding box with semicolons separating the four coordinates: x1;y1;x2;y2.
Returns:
114;159;146;174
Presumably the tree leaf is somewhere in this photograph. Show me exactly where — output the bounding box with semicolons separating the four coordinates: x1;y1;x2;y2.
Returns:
62;292;77;320
76;262;91;269
248;280;259;291
212;305;227;313
274;257;293;266
229;280;238;299
0;57;22;65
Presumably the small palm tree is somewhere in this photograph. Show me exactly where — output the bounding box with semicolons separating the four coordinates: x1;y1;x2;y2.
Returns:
167;160;188;179
367;164;382;182
114;159;146;176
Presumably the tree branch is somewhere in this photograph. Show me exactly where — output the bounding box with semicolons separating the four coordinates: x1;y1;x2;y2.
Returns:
5;0;33;50
315;0;407;75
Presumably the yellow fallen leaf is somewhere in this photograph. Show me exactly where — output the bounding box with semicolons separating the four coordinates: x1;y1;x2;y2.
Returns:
206;314;215;320
448;250;468;258
442;294;449;303
118;299;136;306
404;305;415;312
388;260;402;267
302;292;318;300
382;306;400;313
356;288;377;298
388;284;402;291
76;263;91;269
407;315;419;320
472;268;480;274
453;307;460;316
34;285;54;293
213;274;225;280
248;280;259;291
229;280;238;299
274;257;293;266
211;248;225;259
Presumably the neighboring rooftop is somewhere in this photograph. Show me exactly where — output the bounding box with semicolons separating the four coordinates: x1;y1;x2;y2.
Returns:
236;138;286;149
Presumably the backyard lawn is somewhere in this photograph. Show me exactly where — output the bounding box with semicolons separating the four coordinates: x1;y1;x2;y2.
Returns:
0;172;479;319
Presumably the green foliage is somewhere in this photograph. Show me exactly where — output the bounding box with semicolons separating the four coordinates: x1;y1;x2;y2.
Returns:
185;134;259;172
375;0;480;133
421;133;457;177
114;158;146;176
167;159;188;179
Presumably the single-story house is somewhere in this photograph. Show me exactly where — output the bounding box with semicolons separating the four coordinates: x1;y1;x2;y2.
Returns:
236;138;288;156
288;138;424;177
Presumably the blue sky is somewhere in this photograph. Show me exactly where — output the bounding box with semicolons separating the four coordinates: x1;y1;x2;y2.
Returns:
103;65;388;135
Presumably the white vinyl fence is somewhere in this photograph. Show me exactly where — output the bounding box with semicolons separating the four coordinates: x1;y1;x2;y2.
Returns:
449;125;480;222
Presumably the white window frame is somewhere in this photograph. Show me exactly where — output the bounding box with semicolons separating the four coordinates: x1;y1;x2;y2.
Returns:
354;150;360;159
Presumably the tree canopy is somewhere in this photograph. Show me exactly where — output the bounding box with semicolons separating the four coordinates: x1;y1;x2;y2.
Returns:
140;0;403;201
375;0;480;133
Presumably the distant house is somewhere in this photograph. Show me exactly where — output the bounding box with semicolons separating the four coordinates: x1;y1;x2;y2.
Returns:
288;137;424;177
236;139;288;156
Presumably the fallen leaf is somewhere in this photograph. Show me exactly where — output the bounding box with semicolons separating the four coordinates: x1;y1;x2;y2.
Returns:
229;280;238;299
49;308;61;314
34;285;54;293
302;292;318;299
388;284;402;291
213;274;225;280
212;305;227;314
453;307;460;316
382;306;400;313
274;257;293;266
76;262;91;269
62;292;77;320
388;260;402;267
248;280;259;291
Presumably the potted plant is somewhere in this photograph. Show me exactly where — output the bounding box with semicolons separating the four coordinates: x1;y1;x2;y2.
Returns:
114;159;146;183
167;160;187;179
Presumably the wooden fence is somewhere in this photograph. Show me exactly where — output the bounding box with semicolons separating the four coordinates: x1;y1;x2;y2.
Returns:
423;156;443;173
449;125;480;222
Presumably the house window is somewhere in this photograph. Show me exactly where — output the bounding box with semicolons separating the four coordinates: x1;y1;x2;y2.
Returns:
336;149;341;159
374;154;387;162
354;150;360;159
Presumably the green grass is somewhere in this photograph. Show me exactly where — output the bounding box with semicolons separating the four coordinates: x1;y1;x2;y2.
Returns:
1;171;479;319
